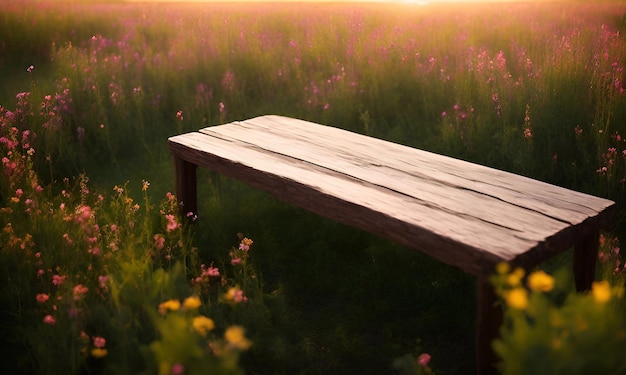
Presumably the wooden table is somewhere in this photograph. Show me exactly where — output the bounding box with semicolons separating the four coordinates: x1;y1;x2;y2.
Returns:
168;115;616;374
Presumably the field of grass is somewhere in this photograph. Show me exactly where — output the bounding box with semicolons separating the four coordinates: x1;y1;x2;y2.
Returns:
1;1;626;374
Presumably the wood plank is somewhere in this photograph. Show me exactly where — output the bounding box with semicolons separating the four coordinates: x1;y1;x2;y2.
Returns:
200;121;576;242
202;115;612;221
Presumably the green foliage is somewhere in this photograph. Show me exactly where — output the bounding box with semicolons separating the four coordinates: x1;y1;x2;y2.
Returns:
491;255;626;375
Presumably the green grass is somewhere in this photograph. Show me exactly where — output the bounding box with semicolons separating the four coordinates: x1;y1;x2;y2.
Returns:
1;1;626;374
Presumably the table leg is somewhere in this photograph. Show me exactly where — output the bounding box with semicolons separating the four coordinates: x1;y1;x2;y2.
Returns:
573;229;599;292
174;157;197;219
476;276;501;375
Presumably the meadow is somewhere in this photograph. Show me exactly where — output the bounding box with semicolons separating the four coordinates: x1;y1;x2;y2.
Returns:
1;1;626;374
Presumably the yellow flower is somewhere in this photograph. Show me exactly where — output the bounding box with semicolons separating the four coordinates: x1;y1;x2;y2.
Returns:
504;288;528;310
592;280;611;303
224;325;251;350
192;315;215;336
527;270;555;292
506;267;525;287
183;296;202;310
496;262;510;275
91;348;108;358
158;299;181;315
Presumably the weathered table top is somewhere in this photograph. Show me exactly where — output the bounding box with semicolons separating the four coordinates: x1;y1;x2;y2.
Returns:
168;115;616;276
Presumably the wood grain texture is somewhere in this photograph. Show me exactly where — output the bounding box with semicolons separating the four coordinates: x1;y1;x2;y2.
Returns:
168;115;616;276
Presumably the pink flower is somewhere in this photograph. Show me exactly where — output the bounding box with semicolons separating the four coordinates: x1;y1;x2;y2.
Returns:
73;284;89;300
171;363;185;375
43;314;56;325
524;128;532;139
52;274;66;286
207;266;220;277
231;257;242;265
165;214;179;232
36;293;49;303
93;336;106;348
418;353;431;367
74;205;92;224
98;275;109;291
154;234;165;250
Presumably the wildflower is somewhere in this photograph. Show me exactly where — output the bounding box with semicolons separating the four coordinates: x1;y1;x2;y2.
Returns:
182;296;202;310
527;270;555;292
142;179;150;191
496;262;510;275
225;287;247;303
154;234;165;250
192;315;215;336
90;246;101;256
75;205;92;224
224;325;251;350
36;293;49;304
91;348;107;358
206;266;220;277
237;240;249;251
523;128;532;139
93;336;106;348
504;288;528;310
43;314;56;325
171;364;185;375
506;267;525;287
418;352;431;367
592;280;611;303
73;284;89;301
52;274;66;286
158;299;181;315
98;275;109;290
27;65;34;73
165;214;179;232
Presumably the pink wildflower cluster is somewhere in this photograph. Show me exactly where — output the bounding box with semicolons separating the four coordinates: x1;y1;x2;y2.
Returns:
229;236;253;266
523;104;533;139
596;132;626;181
192;263;223;292
598;234;625;277
417;352;433;373
39;83;73;130
224;286;248;304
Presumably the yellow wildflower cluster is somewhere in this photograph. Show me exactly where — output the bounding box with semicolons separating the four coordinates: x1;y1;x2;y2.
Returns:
495;263;556;311
224;326;252;350
182;296;202;310
158;299;181;315
192;316;215;336
592;281;612;303
527;270;555;292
